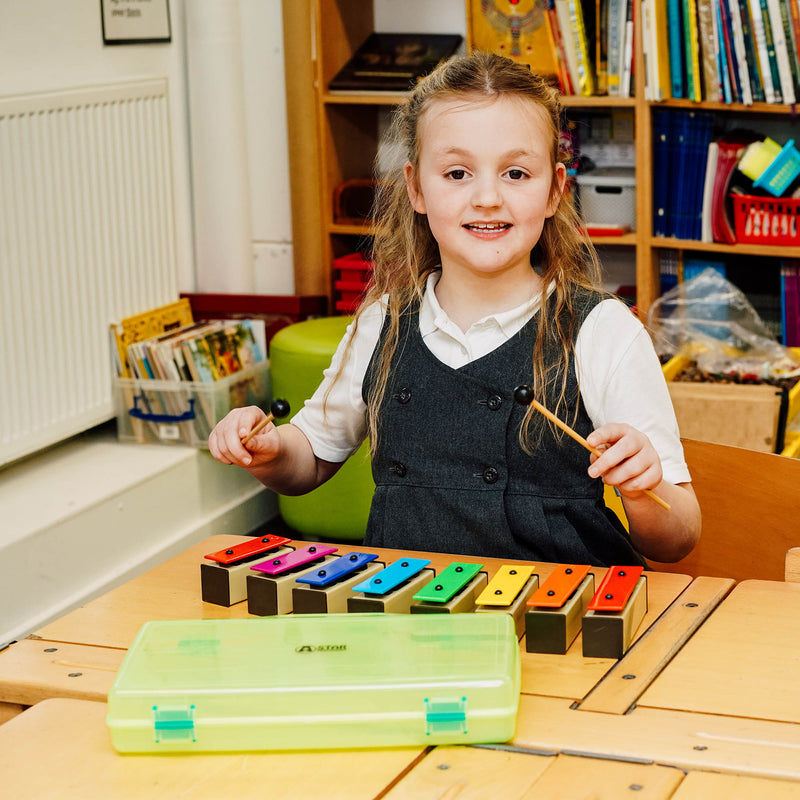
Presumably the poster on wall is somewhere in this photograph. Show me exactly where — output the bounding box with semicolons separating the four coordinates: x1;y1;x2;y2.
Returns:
101;0;171;44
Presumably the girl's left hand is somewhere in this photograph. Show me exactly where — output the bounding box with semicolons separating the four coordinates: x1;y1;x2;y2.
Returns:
585;423;663;500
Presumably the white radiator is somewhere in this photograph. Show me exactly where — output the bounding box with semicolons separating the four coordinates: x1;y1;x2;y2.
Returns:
0;79;178;466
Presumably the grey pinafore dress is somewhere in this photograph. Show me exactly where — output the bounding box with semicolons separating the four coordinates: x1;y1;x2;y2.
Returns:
362;288;646;567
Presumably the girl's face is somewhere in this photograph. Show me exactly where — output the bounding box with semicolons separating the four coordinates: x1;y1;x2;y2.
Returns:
405;95;565;285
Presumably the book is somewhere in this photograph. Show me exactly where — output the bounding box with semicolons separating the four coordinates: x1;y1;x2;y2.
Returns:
738;0;767;102
470;0;560;82
567;0;597;95
596;0;609;93
619;0;635;96
545;1;575;93
555;0;583;93
756;0;784;101
749;0;777;101
328;33;463;92
652;108;673;237
696;0;722;101
683;0;703;100
788;0;800;94
652;0;673;99
667;0;685;97
781;260;800;346
710;133;758;243
765;0;797;103
605;0;627;95
701;141;720;241
109;298;193;379
720;0;746;103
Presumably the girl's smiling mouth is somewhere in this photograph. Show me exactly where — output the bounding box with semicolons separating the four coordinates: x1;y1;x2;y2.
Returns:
463;222;512;233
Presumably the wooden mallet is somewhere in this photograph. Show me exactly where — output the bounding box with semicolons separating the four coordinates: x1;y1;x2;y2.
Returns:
240;398;291;445
513;385;671;511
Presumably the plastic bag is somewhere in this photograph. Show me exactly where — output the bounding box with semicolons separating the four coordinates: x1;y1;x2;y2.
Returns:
647;267;800;380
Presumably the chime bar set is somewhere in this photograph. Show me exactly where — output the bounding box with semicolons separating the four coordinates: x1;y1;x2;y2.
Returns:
200;537;647;659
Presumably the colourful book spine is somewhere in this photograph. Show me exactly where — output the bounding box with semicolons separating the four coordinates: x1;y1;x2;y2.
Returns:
720;0;745;102
749;0;777;101
668;0;685;96
568;0;597;95
766;0;796;103
738;0;766;102
684;0;703;99
758;0;784;101
606;0;627;95
716;0;734;102
696;0;722;101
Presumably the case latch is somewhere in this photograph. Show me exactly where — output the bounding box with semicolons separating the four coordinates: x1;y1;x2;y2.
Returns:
425;697;467;736
153;705;196;743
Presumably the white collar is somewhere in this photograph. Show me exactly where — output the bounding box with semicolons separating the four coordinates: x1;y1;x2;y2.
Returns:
419;271;548;339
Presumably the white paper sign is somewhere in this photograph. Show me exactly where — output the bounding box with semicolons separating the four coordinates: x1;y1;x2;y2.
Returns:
102;0;171;44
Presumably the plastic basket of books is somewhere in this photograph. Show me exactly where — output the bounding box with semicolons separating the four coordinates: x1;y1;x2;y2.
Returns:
732;194;800;246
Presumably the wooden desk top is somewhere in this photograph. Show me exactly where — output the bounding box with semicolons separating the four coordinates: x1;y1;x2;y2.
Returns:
0;699;423;800
639;579;800;723
32;534;692;654
5;699;800;799
7;536;800;782
17;535;696;707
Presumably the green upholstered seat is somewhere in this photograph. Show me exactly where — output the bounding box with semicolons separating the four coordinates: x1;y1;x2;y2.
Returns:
269;316;374;541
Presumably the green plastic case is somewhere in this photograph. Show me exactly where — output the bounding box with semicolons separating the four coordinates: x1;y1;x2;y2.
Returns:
106;613;520;753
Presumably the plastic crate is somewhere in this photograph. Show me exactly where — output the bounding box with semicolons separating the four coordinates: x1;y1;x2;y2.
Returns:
114;361;270;447
333;252;373;313
733;194;800;245
575;168;636;229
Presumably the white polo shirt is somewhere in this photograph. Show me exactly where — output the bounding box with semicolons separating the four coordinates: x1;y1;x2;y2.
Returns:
292;274;690;485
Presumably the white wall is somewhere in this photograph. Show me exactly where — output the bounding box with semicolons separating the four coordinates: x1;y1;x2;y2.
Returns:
0;0;197;291
0;0;296;296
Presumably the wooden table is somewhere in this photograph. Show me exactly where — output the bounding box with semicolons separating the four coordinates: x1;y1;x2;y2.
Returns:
0;535;696;710
3;535;800;794
4;699;800;799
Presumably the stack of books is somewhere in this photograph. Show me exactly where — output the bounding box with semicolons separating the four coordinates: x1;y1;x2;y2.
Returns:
110;300;270;447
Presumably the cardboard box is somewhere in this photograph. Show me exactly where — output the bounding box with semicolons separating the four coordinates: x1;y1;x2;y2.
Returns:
663;355;800;455
106;614;520;752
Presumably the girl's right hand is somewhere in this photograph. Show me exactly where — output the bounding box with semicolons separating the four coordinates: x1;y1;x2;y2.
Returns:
208;406;281;468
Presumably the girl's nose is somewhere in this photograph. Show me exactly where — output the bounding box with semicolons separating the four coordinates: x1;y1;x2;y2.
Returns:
471;176;502;208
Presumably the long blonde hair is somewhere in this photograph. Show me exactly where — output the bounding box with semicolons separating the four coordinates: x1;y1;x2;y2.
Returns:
338;51;601;453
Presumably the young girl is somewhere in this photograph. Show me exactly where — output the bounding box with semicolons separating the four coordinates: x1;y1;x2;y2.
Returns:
209;52;701;566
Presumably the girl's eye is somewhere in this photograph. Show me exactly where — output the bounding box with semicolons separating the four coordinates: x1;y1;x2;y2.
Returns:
446;169;466;180
507;169;527;180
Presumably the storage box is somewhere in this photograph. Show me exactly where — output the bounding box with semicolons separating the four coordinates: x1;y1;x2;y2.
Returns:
333;252;373;314
663;354;800;455
576;168;636;229
114;361;270;447
732;194;800;245
106;613;520;753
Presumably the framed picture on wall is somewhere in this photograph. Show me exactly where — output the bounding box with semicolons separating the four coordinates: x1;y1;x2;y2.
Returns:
100;0;171;45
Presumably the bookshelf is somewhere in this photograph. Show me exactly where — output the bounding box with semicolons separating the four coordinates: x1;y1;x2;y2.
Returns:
293;0;800;324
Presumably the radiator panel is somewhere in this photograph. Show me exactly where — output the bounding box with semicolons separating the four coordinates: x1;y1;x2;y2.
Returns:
0;80;178;466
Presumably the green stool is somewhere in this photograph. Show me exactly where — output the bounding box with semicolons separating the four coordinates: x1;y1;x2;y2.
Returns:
269;316;375;541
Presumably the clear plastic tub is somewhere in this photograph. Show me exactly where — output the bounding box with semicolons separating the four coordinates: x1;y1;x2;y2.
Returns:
107;613;520;753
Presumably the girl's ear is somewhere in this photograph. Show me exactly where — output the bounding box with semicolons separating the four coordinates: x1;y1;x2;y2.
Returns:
545;162;568;218
404;161;427;214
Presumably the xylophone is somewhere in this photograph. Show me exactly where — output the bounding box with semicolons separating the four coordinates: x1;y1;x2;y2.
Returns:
201;538;648;658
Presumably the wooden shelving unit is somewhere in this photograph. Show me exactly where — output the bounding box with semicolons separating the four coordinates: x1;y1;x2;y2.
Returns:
291;0;800;320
